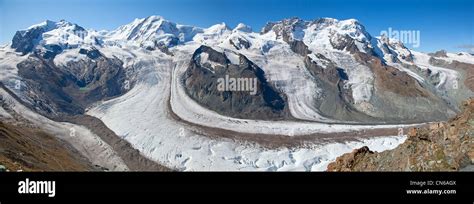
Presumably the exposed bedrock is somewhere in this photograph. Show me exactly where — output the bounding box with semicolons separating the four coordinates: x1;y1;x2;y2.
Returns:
16;47;129;116
183;45;290;120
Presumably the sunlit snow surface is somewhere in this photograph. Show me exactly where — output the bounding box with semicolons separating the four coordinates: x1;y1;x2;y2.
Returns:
170;45;411;135
411;51;460;90
87;47;406;171
6;17;473;171
88;78;405;171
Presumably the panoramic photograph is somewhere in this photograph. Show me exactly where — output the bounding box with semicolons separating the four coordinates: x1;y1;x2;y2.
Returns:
0;0;473;202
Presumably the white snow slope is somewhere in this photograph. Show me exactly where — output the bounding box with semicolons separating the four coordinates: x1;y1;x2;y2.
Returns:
170;44;414;136
6;16;473;171
87;46;406;171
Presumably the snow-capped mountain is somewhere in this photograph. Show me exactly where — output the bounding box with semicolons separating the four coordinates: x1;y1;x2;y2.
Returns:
1;15;473;171
105;15;203;49
11;20;102;55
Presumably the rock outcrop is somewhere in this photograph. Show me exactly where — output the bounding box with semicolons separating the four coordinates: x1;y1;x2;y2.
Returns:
16;47;128;116
183;45;289;120
429;56;474;92
327;98;474;171
429;50;448;58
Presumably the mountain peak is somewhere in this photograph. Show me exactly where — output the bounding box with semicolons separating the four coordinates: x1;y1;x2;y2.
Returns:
26;20;65;31
108;15;176;42
11;19;92;54
281;16;304;23
233;23;252;33
144;15;165;21
106;15;204;48
263;17;306;27
129;15;166;25
260;17;308;36
205;23;230;33
341;18;360;25
138;15;168;26
210;22;228;29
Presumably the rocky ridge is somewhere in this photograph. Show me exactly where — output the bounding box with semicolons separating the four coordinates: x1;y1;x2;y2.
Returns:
327;98;474;171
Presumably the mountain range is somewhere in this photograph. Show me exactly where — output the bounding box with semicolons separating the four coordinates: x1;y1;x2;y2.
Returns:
1;15;473;171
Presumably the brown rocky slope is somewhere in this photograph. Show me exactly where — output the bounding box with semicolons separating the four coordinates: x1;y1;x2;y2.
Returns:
0;121;97;171
327;98;474;171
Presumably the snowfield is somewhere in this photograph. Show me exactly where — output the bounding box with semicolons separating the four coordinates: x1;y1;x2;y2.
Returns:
53;48;89;67
87;47;407;171
5;16;473;171
170;44;412;136
301;21;375;105
411;51;460;90
0;46;28;88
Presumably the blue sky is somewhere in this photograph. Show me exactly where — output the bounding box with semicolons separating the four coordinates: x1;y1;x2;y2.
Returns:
0;0;473;53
